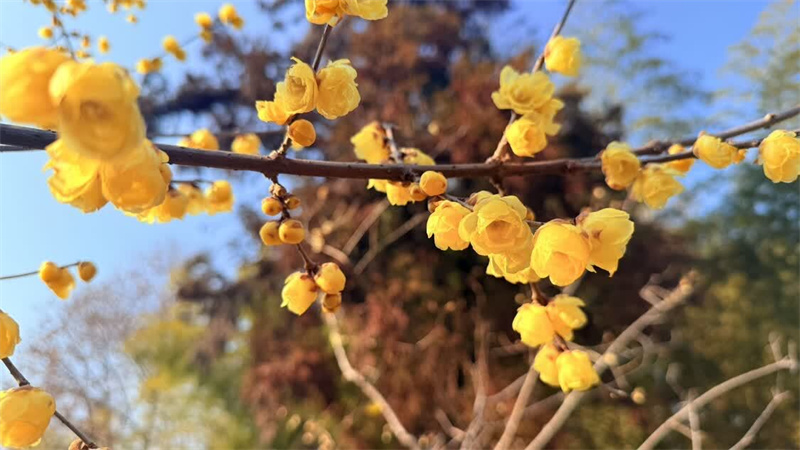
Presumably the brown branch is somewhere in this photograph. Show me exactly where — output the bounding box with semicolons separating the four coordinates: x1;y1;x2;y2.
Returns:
2;358;98;449
638;358;797;450
631;106;800;156
3;117;796;182
687;390;702;450
526;279;694;450
352;212;427;275
322;313;421;450
0;261;80;281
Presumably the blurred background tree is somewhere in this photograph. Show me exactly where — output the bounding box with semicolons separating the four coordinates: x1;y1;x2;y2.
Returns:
21;1;798;449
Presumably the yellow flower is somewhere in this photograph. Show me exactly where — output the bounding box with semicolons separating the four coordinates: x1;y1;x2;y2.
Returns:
135;189;189;223
275;57;317;115
630;164;684;209
281;272;318;315
176;183;205;215
487;247;540;284
218;3;244;29
419;171;447;196
759;130;800;183
458;194;532;256
316;59;360;120
577;208;634;276
44;140;107;213
491;65;555;115
0;386;56;448
631;387;646;405
506;111;561;158
135;57;162;75
97;36;110;54
195;12;213;29
556;350;600;392
351;122;389;163
533;344;560;387
256;100;291;126
205;180;234;214
384;182;414;206
261;197;283;216
185;128;219;151
667;144;694;174
544;36;581;77
305;0;341;25
101;141;171;213
0;46;70;129
259;221;282;246
0;311;21;359
512;303;555;348
279;219;305;244
162;35;186;61
693;134;743;169
546;295;587;341
426;201;470;251
288;119;317;148
530;220;590;287
600;142;641;190
39;261;75;299
126;14;137;24
342;0;388;20
38;26;53;39
231;133;261;155
77;261;97;282
50;60;145;161
315;262;346;294
367;178;388;193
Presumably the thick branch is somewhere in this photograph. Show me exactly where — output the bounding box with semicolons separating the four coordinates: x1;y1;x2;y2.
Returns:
638;359;797;450
322;314;421;450
3;123;796;182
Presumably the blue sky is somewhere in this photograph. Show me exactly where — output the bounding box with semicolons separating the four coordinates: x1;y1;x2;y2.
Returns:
0;1;778;353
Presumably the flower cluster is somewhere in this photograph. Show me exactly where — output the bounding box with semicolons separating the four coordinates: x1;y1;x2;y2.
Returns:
600;141;685;209
305;0;389;26
282;262;346;315
259;184;306;246
38;261;96;300
257;58;360;126
0;49;176;215
535;344;600;392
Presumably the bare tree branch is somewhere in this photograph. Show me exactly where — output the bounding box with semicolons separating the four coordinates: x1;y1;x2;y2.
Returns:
729;391;792;450
322;313;421;450
494;353;539;450
687;390;702;450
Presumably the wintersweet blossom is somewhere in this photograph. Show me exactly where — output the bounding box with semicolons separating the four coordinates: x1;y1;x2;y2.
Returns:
0;387;56;448
204;180;234;214
0;47;70;129
458;194;532;256
577;208;634;276
530;220;590;286
630;164;684;209
77;261;97;282
231;133;261;155
759;130;799;183
556;350;600;392
546;295;587;341
288;119;317;148
419;171;447;196
314;262;346;294
426;201;470;251
693;134;744;169
600;142;641;190
491;65;555;115
533;344;560;387
281;272;318;315
38;261;75;299
316;59;360;119
0;311;21;359
544;36;582;76
275;57;317;115
351;122;389;163
667;144;694;174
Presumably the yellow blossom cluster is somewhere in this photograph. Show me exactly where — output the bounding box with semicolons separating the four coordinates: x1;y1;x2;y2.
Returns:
282;262;346;315
493;65;564;157
600;141;685;209
106;0;146;14
305;0;389;26
135;57;162;75
0;386;56;448
37;261;95;300
218;3;244;30
259;190;305;246
195;12;215;43
257;58;360;126
0;49;173;214
535;345;600;392
162;35;186;61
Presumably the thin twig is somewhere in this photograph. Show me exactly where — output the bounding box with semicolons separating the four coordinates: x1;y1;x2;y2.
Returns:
638;359;797;450
494;353;539;450
2;358;98;448
342;200;390;256
729;391;791;450
0;262;80;281
323;313;421;450
352;212;427;275
687;390;702;450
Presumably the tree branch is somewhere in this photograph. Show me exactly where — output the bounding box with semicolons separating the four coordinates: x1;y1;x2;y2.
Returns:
0;261;80;281
494;353;539;450
638;358;797;450
729;391;792;450
322;313;421;450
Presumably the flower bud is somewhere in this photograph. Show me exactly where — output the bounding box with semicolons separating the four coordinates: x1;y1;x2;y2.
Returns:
322;293;342;313
279;219;306;244
259;221;282;246
512;303;555;348
314;262;346;294
285;195;301;210
38;261;61;283
261;197;283;216
556;350;600;392
419;171;447;196
288;119;317;148
77;261;97;282
631;387;646;405
409;184;428;202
